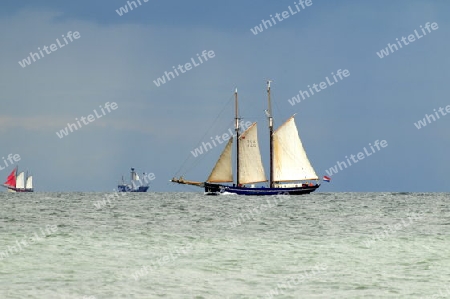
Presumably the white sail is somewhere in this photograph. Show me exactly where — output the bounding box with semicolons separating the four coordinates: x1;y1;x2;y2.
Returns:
16;172;25;189
238;123;267;184
26;176;33;189
273;116;319;181
207;138;233;183
135;174;140;181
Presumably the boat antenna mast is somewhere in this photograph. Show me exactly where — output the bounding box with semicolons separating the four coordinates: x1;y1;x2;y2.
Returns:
235;88;240;186
266;80;274;188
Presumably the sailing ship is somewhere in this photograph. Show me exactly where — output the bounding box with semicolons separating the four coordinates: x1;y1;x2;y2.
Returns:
171;81;321;195
117;168;149;192
2;166;34;192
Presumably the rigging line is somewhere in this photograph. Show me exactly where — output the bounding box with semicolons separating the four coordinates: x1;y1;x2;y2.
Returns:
189;112;256;174
179;118;235;178
182;110;252;180
186;119;235;175
180;126;232;179
173;93;235;177
173;105;233;178
271;88;285;128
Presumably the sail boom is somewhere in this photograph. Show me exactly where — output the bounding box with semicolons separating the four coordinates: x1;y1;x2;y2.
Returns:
239;179;268;184
275;178;319;182
207;180;233;183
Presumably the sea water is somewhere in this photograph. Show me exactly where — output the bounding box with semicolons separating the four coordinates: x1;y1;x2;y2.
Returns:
0;192;449;298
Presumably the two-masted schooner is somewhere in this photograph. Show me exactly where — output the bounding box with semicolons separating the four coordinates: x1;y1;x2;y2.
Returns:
2;166;34;192
171;81;320;195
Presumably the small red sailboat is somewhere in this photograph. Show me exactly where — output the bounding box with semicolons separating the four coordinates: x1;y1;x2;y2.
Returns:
2;167;34;192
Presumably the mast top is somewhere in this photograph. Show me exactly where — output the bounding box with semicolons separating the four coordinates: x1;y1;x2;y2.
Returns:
266;80;273;117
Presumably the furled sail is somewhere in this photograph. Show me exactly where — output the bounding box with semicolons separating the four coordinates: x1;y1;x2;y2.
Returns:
207;138;233;183
26;176;33;189
16;172;25;189
238;123;267;184
273;116;319;181
4;168;16;187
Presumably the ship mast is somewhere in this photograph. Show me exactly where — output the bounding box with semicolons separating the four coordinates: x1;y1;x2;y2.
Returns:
266;81;274;188
235;88;240;186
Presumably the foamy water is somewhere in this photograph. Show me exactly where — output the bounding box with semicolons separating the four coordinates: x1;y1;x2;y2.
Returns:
0;192;448;298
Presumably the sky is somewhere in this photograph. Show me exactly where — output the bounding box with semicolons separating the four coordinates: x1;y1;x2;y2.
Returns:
0;0;448;192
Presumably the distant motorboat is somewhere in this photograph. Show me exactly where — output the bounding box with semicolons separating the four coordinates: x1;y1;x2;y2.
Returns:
118;168;149;192
2;166;33;192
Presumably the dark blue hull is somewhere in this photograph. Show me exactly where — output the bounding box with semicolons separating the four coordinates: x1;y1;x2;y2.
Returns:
204;182;319;196
117;185;149;192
